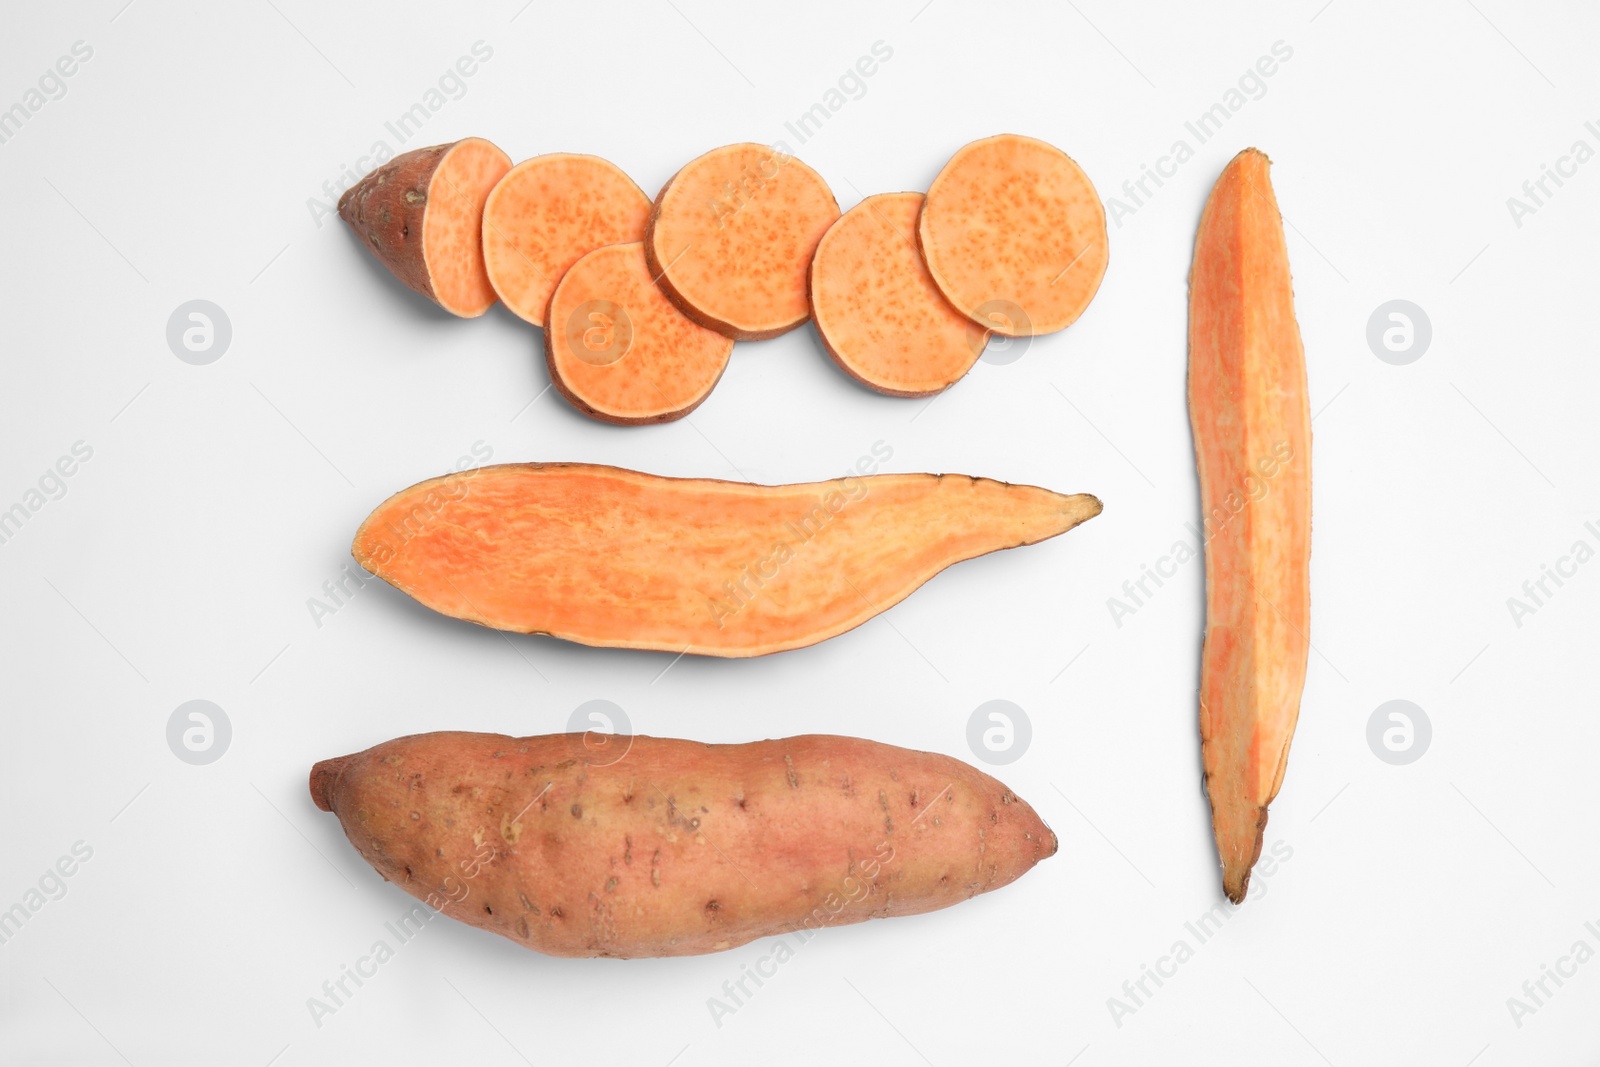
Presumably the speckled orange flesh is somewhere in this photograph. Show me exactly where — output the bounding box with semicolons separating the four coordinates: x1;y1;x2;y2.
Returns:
353;464;1102;657
310;731;1058;958
918;134;1108;337
1188;149;1311;904
482;153;652;326
339;138;511;317
810;192;986;397
645;144;840;339
545;243;734;424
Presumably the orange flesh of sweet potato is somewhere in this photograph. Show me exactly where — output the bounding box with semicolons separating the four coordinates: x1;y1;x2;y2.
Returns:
482;153;652;327
646;143;840;339
1188;149;1311;904
809;192;987;397
544;242;734;424
917;134;1108;337
338;137;512;317
353;463;1101;657
310;730;1057;958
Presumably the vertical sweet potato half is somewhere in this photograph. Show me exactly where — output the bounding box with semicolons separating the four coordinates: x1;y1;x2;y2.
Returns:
918;134;1108;337
338;137;512;317
481;153;653;327
353;464;1101;657
310;731;1058;958
1188;148;1311;904
646;143;840;339
809;192;987;397
545;242;734;424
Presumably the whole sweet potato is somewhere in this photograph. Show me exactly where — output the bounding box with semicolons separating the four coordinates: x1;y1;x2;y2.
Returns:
311;731;1056;958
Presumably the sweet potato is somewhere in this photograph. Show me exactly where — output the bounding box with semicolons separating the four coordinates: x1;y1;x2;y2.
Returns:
809;192;986;397
338;138;512;317
645;143;840;339
353;463;1101;657
918;134;1108;336
1188;149;1311;904
310;730;1056;958
481;153;652;327
545;242;734;424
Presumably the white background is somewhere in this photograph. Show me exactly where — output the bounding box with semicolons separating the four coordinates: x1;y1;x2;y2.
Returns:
3;1;1597;1063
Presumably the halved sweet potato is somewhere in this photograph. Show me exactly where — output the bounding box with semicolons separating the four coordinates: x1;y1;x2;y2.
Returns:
645;143;840;339
810;192;986;397
311;730;1057;958
545;242;734;424
1189;148;1311;904
482;153;652;326
338;137;512;317
918;134;1108;336
353;464;1101;657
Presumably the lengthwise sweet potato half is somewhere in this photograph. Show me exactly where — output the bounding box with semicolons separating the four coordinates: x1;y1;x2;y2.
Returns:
545;242;734;424
482;153;652;327
338;137;512;317
353;464;1101;657
810;192;986;397
310;731;1058;958
918;134;1107;337
646;143;840;339
1189;149;1311;904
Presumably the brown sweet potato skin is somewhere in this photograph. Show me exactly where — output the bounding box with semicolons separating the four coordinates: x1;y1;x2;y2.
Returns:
311;731;1057;958
338;137;508;316
338;143;452;303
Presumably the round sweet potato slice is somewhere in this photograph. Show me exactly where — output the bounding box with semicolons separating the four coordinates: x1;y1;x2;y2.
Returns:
810;192;987;397
482;153;652;326
646;143;840;339
338;137;512;317
545;242;734;425
918;134;1108;336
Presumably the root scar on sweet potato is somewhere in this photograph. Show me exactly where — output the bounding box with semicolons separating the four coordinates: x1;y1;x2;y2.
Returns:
1189;148;1311;904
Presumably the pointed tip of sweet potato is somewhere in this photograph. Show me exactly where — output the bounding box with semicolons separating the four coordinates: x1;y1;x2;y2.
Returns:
1219;804;1268;904
1050;492;1103;538
309;755;353;812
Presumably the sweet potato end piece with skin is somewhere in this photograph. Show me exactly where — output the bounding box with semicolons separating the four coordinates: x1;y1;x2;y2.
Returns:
352;464;1102;658
1189;148;1311;905
809;192;987;397
918;134;1108;337
645;144;840;340
482;154;652;327
311;731;1059;958
544;242;734;424
337;138;511;317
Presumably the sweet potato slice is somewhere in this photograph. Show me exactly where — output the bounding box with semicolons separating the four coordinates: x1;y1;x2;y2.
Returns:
645;143;840;339
338;137;512;317
809;192;986;397
918;134;1108;336
311;730;1057;958
1189;149;1312;904
353;464;1101;657
482;153;652;326
545;242;734;424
